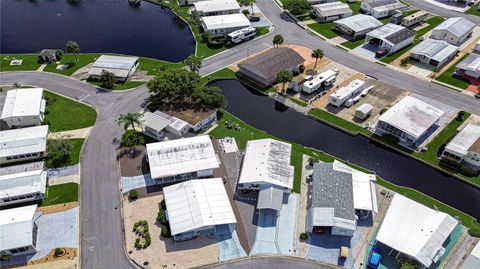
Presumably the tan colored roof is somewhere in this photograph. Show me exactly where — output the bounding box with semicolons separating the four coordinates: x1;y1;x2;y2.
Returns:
159;98;217;125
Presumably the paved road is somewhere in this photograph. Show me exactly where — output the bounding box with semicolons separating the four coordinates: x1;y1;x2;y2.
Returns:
202;257;340;269
200;0;480;115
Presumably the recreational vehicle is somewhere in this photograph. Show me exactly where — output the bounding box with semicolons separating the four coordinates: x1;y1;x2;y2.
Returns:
328;79;365;107
301;69;338;94
401;11;427;27
228;27;256;43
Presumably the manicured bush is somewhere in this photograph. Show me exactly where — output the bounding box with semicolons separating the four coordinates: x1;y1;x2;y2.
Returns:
299;232;308;240
379;107;388;115
129;189;139;200
54;248;64;256
161;222;172;238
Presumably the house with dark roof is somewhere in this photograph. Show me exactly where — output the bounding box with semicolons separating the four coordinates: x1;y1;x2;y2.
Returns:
365;23;415;55
237;48;305;87
431;17;475;46
360;0;406;19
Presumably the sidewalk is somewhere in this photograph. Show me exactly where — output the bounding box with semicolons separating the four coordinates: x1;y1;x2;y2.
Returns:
48;127;92;139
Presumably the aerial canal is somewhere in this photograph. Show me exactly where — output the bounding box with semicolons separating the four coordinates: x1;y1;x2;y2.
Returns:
0;0;195;62
211;79;480;220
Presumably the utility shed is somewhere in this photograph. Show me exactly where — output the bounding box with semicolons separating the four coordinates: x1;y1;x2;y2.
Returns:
88;55;139;82
194;0;240;16
1;88;46;128
334;14;383;39
376;194;458;268
0;205;38;256
431;17;475;46
0;162;47;206
375;96;444;146
460;241;480;269
201;14;251;37
365;23;415;54
409;38;458;68
355;103;373;120
0;125;49;165
163;178;236;241
455;53;480;79
441;123;480;168
238;138;294;191
237;48;305;87
313;2;353;23
306;162;357;236
146;135;219;181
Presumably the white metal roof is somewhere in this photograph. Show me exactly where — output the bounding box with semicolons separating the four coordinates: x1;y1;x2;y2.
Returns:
0;169;47;199
302;70;337;91
141;111;170;132
313;2;352;17
434;17;475;38
194;0;239;13
376;194;458;268
163;178;236;236
460;241;480;269
356;103;373;114
335;14;383;33
89;55;138;78
444;123;480;156
372;1;405;13
1;88;44;119
146;135;219;179
0;125;49;158
0;205;37;251
239;139;294;189
410;38;458;63
330;79;365;100
201;14;250;31
377;96;444;139
457;53;480;74
367;23;405;40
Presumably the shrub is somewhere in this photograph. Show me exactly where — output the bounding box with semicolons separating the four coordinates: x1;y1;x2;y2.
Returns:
456;111;466;121
54;248;64;256
121;131;145;148
161;222;172;238
129;189;139;200
299;232;308;240
379;107;388;115
242;9;250;16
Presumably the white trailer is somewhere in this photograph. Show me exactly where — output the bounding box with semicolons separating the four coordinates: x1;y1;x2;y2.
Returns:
355;103;373;120
228;27;256;43
301;70;338;94
328;79;365;107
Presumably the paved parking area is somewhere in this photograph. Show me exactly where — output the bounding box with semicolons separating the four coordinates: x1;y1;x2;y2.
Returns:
353;44;378;60
250;209;279;255
307;230;361;268
216;224;247;261
121;174;154;193
277;193;298;256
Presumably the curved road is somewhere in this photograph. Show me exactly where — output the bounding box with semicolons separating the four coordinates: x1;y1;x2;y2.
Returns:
1;1;479;269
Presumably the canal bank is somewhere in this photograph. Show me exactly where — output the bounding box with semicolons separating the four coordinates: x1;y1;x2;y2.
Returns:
207;79;480;234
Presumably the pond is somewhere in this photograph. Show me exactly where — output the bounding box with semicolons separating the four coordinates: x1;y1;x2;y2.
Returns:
212;79;480;220
0;0;195;62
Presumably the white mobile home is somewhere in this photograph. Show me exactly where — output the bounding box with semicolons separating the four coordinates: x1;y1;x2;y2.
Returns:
1;88;46;128
328;79;365;107
302;69;338;94
431;17;475;46
409;38;458;68
201;14;251;37
0;125;48;165
365;24;415;55
456;53;480;79
360;0;406;19
194;0;240;16
238;138;294;192
0;205;39;256
88;55;139;82
0;162;47;206
441;123;480;169
313;2;353;23
334;14;383;39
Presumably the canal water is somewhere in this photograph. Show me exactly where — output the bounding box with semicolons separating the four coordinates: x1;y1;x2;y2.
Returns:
0;0;195;62
211;79;480;220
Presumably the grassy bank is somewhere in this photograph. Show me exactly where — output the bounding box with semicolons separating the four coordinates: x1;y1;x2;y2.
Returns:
41;183;79;207
0;54;42;71
436;53;471;90
44;90;97;132
309;108;372;136
466;3;480;16
43;53;101;76
86;79;145;91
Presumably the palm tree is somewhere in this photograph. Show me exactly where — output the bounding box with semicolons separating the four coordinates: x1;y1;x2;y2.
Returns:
248;0;256;15
276;69;293;94
311;48;324;69
117;112;143;132
183;54;203;73
272;34;284;48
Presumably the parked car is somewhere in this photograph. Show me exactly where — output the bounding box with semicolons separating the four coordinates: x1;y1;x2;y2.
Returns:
306;174;313;182
475;93;480;99
249;16;260;22
367;247;382;269
375;50;388;58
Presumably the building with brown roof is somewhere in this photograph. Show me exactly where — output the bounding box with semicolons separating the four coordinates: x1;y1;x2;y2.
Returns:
237;48;305;87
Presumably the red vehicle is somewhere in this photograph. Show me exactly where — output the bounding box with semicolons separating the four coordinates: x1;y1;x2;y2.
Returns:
375;49;388;58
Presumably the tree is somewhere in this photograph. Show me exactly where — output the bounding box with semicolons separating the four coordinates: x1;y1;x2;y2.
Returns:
120;131;145;147
147;69;200;105
65;40;80;61
117;112;144;132
55;49;64;60
272;34;284;47
242;9;250;16
100;70;116;89
247;0;256;15
311;48;324;69
193;86;227;109
190;10;201;27
276;69;293;94
182;54;203;73
45;138;73;168
283;0;310;16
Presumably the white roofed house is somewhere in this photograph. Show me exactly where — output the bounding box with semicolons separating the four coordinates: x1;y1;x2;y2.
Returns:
375;194;458;268
0;205;39;256
0;125;49;165
409;38;458;68
0;162;47;206
313;2;352;23
375;96;444;147
460;241;480;269
455;53;480;79
201;14;251;37
334;14;383;39
88;55;139;82
360;0;406;19
238;138;294;192
431;17;475;46
1;88;46;128
194;0;240;17
163;178;236;241
441;123;480;169
146;135;220;182
364;24;415;55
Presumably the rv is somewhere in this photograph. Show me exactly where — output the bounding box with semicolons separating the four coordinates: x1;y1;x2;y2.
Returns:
401;11;428;28
301;69;338;94
328;79;365;107
228;27;256;43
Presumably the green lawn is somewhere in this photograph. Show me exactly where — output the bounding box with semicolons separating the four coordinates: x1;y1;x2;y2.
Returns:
308;108;372;136
340;0;361;14
381;16;445;64
466;3;480;16
43;53;101;76
436;53;471;90
0;54;42;71
287;96;308;107
41;183;79;207
138;57;183;75
44;90;97;132
86;79;145;91
200;67;236;85
307;22;339;39
402;9;420;17
45;138;85;168
341;38;365;49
